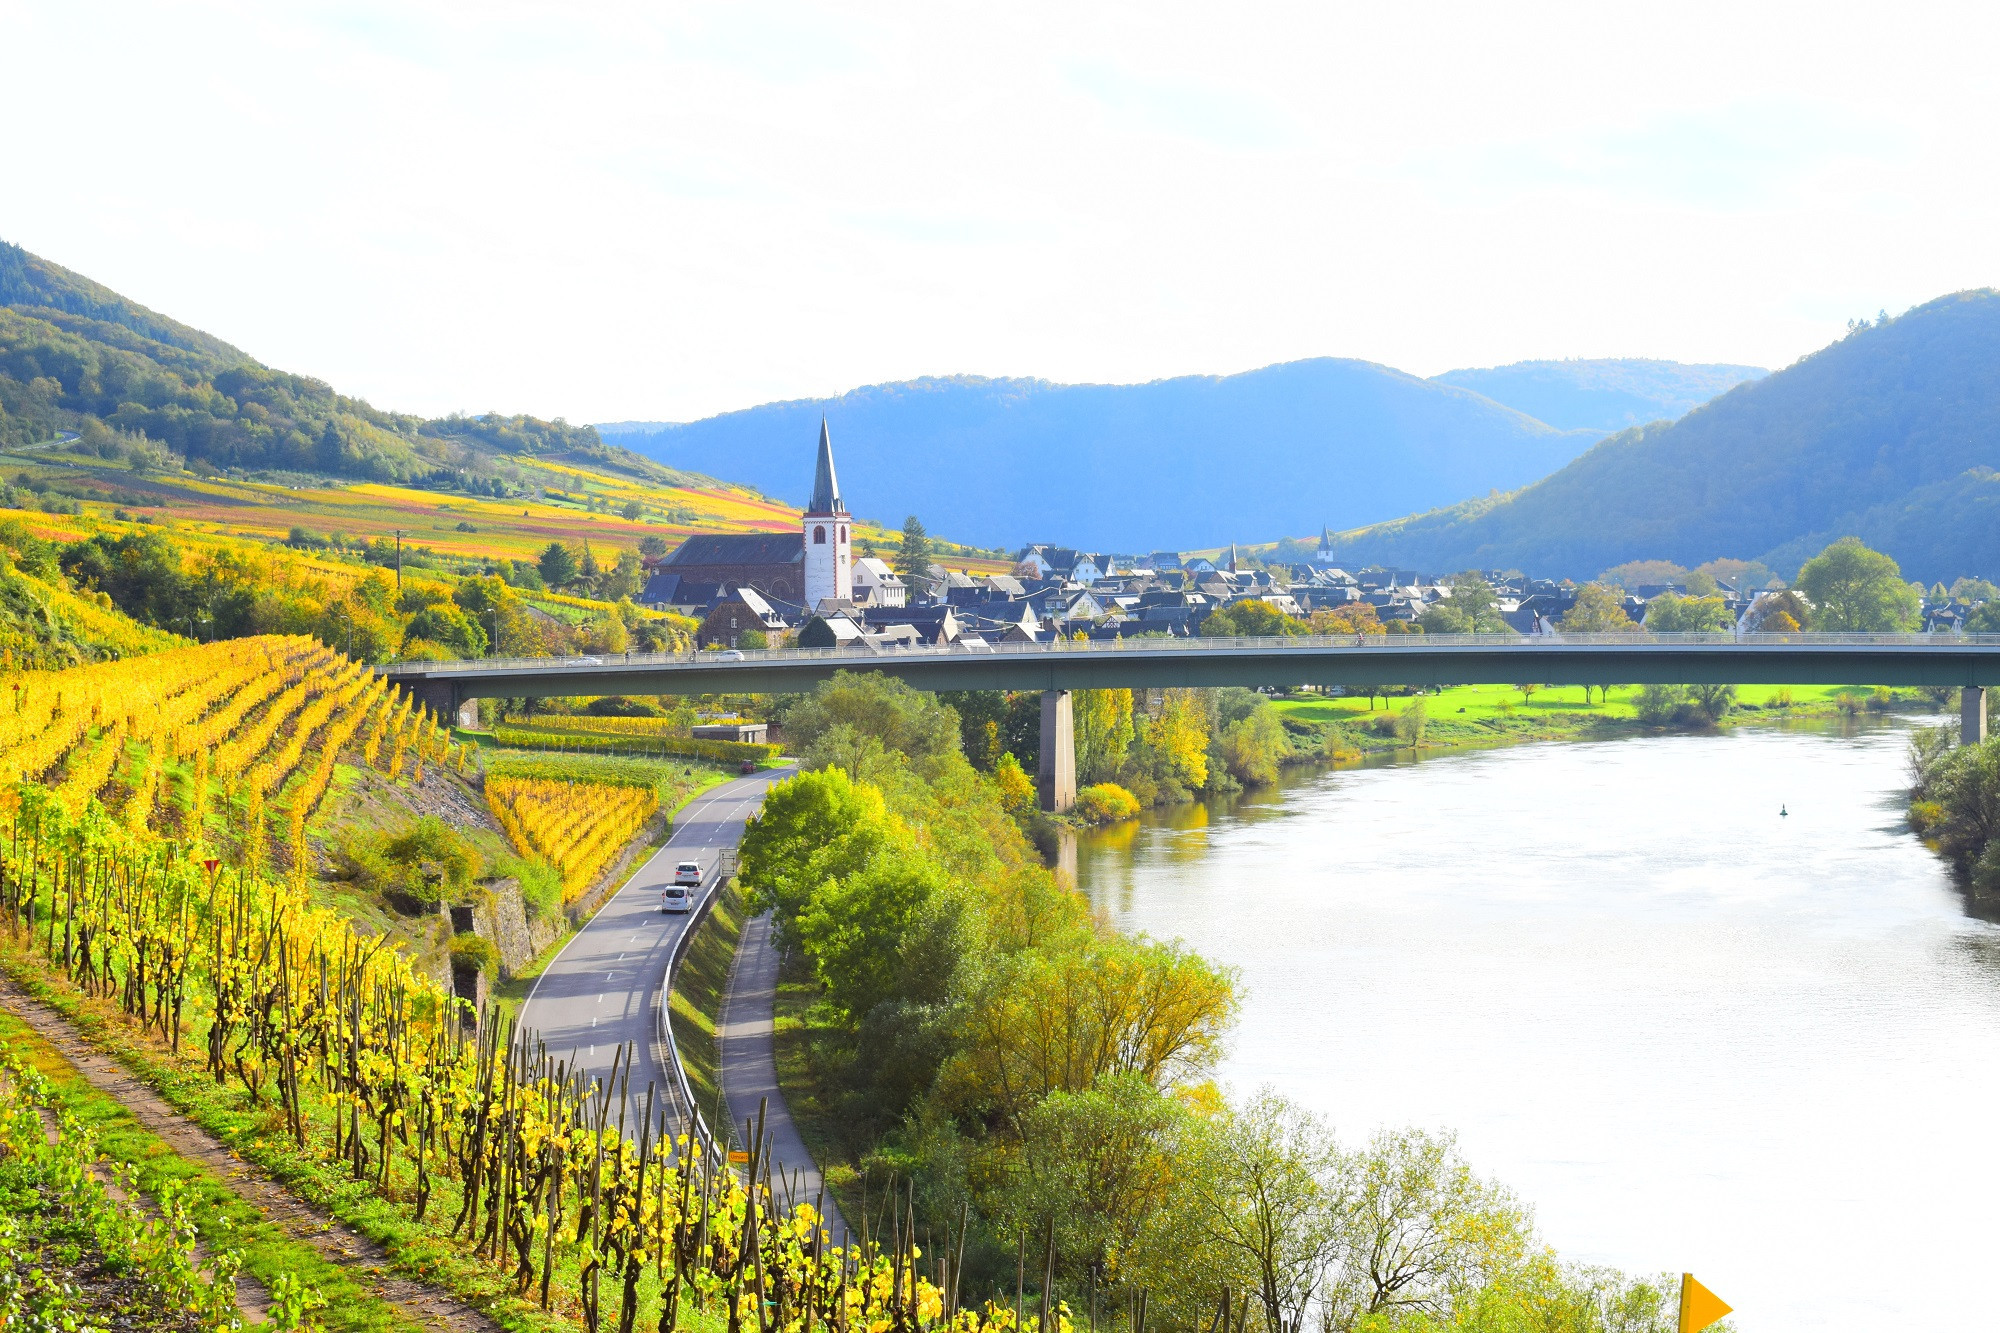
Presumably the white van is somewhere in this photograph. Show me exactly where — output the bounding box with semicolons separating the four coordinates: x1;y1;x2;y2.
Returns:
661;884;693;914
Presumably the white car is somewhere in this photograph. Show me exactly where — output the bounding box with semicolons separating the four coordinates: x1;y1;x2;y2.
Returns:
674;860;702;886
661;884;693;914
569;656;603;666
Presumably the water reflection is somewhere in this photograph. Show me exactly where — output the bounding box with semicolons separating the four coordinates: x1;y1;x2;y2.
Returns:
1074;716;2000;1331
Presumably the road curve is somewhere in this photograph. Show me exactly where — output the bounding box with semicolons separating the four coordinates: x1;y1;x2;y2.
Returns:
516;768;786;1130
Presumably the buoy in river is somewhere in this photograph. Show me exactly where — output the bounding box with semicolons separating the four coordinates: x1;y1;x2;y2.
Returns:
1780;804;1789;816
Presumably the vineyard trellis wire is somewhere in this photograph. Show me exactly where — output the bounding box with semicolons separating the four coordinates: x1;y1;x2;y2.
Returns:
0;784;1073;1333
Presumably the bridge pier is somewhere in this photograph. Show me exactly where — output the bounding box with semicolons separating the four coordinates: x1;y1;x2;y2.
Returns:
393;677;476;729
1038;689;1075;814
1963;686;1986;745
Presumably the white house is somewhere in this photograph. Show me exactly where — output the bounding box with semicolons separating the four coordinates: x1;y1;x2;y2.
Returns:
851;556;907;608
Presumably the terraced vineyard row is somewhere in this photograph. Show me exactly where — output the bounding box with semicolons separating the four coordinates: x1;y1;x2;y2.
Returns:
0;636;464;873
486;776;659;903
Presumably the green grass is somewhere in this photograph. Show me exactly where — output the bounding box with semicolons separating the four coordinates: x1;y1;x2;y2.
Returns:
767;960;868;1224
0;1004;416;1332
667;879;746;1115
1269;682;1938;756
1;945;741;1333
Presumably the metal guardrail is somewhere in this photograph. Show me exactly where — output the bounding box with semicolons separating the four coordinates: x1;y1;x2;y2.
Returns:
658;863;725;1164
379;630;2000;677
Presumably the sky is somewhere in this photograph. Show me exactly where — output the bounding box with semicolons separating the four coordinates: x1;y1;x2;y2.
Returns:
5;1;1999;425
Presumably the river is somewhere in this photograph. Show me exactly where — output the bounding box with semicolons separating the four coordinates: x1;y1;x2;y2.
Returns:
1072;717;2000;1330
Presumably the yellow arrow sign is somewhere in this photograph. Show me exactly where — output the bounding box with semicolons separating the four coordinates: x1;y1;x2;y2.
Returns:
1679;1273;1732;1333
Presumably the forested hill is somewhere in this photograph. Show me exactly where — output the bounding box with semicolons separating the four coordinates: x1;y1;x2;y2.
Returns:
0;239;696;487
1323;290;2000;584
1430;358;1766;434
599;361;1604;551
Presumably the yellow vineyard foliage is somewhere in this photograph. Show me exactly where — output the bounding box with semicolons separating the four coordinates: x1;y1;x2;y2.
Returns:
486;776;658;903
0;635;452;855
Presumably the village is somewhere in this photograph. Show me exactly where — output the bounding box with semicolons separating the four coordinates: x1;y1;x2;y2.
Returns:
639;424;1986;650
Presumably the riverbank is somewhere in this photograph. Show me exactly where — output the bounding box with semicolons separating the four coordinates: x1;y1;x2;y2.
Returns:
1271;681;1943;759
1070;715;1996;1328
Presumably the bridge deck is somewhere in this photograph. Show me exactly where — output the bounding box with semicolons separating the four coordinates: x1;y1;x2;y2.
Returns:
379;631;2000;700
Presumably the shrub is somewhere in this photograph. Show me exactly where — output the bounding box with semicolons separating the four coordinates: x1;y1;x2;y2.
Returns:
449;932;499;976
1394;699;1427;746
343;815;482;906
495;852;565;920
1073;783;1140;824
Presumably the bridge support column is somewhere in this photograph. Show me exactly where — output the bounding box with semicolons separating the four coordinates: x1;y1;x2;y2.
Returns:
393;678;463;727
1963;686;1987;745
1038;689;1076;814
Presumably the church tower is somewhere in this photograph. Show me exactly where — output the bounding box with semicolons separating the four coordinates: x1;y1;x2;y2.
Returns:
803;419;852;609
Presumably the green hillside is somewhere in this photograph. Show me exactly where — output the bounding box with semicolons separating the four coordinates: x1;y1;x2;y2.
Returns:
0;238;702;488
1328;291;2000;582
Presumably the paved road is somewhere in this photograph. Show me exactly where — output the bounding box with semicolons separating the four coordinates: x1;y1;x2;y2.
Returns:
517;768;787;1131
720;910;850;1241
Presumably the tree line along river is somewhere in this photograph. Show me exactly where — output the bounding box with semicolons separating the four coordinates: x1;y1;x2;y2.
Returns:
1072;716;2000;1331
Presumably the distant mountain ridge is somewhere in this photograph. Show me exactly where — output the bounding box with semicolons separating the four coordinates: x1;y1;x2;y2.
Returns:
1321;291;2000;584
1430;359;1766;434
601;361;1612;552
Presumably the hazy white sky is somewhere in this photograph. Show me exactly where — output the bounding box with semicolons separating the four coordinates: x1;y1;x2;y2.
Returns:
6;2;1997;423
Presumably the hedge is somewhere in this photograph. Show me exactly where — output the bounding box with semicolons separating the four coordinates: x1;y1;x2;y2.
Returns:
489;726;780;764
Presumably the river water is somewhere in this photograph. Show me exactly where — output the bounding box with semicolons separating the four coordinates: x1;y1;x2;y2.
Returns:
1073;718;2000;1331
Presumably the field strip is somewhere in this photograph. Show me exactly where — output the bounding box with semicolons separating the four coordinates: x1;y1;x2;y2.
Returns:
0;973;503;1333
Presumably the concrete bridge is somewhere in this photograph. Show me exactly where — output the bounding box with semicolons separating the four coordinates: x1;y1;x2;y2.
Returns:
380;631;2000;811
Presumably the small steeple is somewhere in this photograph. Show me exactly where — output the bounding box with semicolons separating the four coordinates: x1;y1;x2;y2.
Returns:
809;418;846;515
1228;542;1240;573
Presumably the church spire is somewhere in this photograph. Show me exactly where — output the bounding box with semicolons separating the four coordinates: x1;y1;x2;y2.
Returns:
809;418;846;515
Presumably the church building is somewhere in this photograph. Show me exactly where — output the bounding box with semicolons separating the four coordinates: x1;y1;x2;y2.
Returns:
646;420;853;609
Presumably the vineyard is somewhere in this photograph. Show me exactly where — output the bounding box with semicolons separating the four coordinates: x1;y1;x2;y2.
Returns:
487;776;660;904
0;788;1050;1333
0;636;463;877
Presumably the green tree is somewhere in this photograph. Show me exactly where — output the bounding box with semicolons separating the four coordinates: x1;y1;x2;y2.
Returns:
895;516;933;580
1596;559;1687;589
995;1074;1188;1299
738;766;896;945
1964;602;2000;633
1174;1090;1347;1333
1074;688;1136;783
1216;700;1289;786
795;847;947;1017
1418;572;1509;635
620;499;644;520
780;670;963;774
1558;584;1638;633
1332;1127;1534;1328
1794;537;1920;631
1204;599;1308;637
1642;592;1733;632
403;603;488;658
537;540;580;588
1750;589;1811;631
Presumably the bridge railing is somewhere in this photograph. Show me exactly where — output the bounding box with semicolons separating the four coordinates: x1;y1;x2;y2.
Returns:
375;629;2000;676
